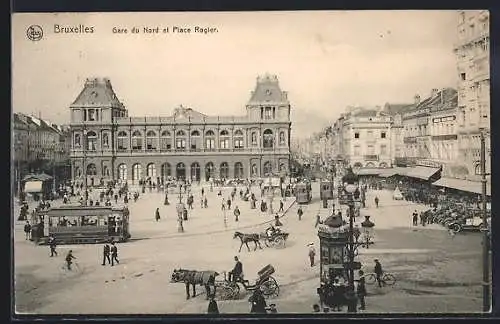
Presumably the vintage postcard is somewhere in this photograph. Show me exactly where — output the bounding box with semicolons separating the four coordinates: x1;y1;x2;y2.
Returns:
12;11;491;315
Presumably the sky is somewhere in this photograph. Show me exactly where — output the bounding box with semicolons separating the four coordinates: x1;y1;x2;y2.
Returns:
12;11;461;138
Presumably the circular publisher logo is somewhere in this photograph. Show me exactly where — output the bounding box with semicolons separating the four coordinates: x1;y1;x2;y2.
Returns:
27;25;43;41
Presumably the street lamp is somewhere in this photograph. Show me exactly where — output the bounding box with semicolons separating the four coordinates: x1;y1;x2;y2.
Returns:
360;215;375;248
341;167;360;313
479;128;491;312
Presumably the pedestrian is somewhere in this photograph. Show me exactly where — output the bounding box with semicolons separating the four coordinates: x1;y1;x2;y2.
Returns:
274;214;283;227
110;242;119;266
374;196;379;208
420;212;426;226
308;242;316;267
249;289;267;313
48;235;57;257
412;210;418;226
278;200;284;213
114;194;118;204
201;197;204;209
204;197;208;208
315;214;321;228
24;221;31;240
155;208;161;222
234;206;240;222
297;206;303;220
207;295;219;314
221;199;226;211
201;188;205;196
65;250;76;271
227;198;232;210
374;259;384;287
102;242;111;265
357;270;367;310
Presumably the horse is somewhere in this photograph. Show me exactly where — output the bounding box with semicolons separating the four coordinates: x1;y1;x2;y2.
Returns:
233;231;263;252
170;269;219;300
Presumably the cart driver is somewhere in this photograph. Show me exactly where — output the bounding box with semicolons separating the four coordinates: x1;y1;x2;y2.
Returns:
266;225;277;238
228;256;243;282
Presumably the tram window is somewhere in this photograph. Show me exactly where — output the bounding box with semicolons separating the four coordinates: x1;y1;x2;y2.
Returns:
98;217;106;226
50;217;59;227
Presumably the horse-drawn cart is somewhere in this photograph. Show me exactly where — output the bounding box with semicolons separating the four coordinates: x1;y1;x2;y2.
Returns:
261;231;289;249
215;264;280;300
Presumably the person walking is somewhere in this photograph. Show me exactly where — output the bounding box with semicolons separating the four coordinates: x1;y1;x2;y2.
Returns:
315;214;322;228
234;206;240;222
412;210;418;226
102;242;111;266
24;221;31;240
207;295;219;314
308;243;316;267
48;235;57;257
204;197;208;208
278;200;284;213
65;250;76;271
297;206;303;220
374;259;384;288
374;196;379;208
110;242;119;266
155;208;161;222
227;198;232;210
249;289;267;313
357;270;367;310
164;192;169;205
221;199;226;211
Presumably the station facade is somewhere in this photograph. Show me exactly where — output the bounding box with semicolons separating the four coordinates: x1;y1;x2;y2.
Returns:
69;74;292;186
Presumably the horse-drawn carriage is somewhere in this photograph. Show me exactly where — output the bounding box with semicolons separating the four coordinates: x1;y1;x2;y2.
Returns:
233;229;290;252
215;264;280;300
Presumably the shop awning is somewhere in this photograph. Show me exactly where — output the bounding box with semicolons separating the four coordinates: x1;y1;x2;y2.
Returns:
378;168;399;178
24;181;43;193
432;177;491;196
403;166;441;180
354;168;383;176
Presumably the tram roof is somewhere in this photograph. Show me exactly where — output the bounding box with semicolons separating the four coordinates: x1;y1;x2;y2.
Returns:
45;206;128;217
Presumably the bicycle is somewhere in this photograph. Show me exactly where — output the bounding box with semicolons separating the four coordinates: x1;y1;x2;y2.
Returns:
364;272;396;286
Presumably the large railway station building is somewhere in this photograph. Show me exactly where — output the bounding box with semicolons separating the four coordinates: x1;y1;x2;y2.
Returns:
69;74;292;186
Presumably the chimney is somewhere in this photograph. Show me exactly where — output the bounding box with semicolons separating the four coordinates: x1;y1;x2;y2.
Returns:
431;88;439;97
414;94;421;104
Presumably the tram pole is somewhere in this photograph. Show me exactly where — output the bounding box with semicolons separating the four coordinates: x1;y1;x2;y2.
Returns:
480;129;490;312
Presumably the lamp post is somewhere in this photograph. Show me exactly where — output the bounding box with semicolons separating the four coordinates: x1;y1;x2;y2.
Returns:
479;128;490;312
360;215;375;248
342;167;360;313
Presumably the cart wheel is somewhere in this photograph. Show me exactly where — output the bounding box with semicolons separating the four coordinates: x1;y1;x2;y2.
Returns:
274;236;285;249
365;273;376;285
216;285;233;300
260;277;279;298
229;283;240;299
452;223;462;233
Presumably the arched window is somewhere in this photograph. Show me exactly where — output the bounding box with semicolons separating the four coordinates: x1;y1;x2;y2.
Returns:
132;131;143;150
234;129;244;149
191;130;200;150
176;130;186;150
191;162;201;181
102;133;110;147
102;165;110;177
234;162;244;179
251;132;258;146
161;163;171;180
251;164;258;177
117;131;128;151
75;166;82;178
205;130;215;150
132;163;142;183
86;163;97;176
118;164;127;181
74;134;81;147
263;161;272;176
160;130;172;151
146;130;157;150
263;129;274;148
279;131;286;146
86;131;97;151
147;163;156;179
220;162;229;179
205;162;215;181
220;129;230;149
176;162;186;180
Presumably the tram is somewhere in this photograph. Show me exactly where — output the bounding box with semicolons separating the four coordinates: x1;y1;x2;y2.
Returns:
30;206;131;245
320;180;334;201
295;181;312;204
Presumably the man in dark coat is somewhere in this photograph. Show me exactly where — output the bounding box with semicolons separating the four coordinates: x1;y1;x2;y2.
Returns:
234;206;240;222
374;259;384;287
111;242;119;266
24;221;31;240
155;208;161;222
228;256;243;282
357;270;367;310
48;235;57;257
102;243;111;265
297;206;303;220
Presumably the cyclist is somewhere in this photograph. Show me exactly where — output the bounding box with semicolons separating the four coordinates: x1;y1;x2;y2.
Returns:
374;259;384;287
65;250;77;271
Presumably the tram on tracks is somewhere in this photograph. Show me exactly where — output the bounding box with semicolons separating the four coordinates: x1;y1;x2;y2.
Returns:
320;180;334;201
30;206;131;245
295;181;312;204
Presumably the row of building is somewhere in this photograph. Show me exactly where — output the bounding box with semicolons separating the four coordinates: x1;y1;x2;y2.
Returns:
67;74;292;186
329;10;490;180
13;113;72;194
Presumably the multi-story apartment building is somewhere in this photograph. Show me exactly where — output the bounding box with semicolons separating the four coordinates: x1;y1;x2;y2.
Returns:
333;107;392;168
455;10;490;178
69;75;292;186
